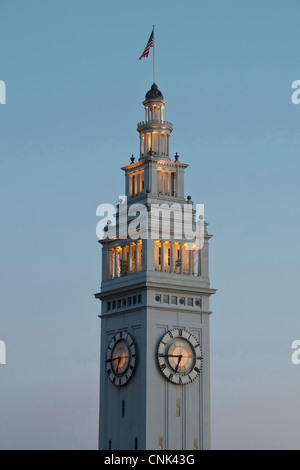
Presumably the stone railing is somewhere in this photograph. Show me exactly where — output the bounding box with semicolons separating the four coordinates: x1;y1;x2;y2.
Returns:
137;120;173;128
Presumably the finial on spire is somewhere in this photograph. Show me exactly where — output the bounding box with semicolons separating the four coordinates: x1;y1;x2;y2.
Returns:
130;155;135;163
174;152;179;162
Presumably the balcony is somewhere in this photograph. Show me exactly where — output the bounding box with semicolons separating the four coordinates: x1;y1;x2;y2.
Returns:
137;120;173;130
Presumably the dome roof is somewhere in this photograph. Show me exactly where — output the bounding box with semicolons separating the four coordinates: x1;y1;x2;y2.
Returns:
145;83;164;101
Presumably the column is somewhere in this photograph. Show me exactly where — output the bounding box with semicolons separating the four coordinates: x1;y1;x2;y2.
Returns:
125;173;129;198
167;135;169;156
198;249;201;276
149;160;153;193
135;243;138;273
158;132;161;155
113;249;117;279
140;170;144;194
121;246;124;276
142;239;146;271
170;242;174;273
128;244;131;274
180;243;183;274
151;133;153;153
189;249;192;275
161;241;165;272
144;133;147;155
102;246;108;281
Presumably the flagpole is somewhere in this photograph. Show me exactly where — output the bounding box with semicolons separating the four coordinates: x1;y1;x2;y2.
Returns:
153;25;155;84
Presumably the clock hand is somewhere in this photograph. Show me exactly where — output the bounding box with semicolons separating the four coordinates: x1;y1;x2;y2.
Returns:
106;356;129;363
116;357;121;374
161;354;191;358
175;355;183;372
161;354;182;358
106;356;121;363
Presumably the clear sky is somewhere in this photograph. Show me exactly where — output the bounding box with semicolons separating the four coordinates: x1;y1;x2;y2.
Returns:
1;0;300;450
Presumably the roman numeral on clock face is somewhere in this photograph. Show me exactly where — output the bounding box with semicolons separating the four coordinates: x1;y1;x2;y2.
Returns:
157;328;202;385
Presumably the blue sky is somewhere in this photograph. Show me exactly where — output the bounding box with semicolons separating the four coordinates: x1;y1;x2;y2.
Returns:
1;0;300;449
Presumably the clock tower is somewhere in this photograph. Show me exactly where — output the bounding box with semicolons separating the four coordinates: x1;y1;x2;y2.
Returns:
95;83;216;450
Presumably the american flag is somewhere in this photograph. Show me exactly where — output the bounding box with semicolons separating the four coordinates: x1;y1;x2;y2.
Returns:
139;31;154;60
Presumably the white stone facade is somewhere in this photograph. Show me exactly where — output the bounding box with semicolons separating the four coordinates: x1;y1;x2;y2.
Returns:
96;84;215;450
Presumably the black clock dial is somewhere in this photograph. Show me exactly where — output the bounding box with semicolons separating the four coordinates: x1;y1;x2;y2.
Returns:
157;328;203;385
106;331;136;386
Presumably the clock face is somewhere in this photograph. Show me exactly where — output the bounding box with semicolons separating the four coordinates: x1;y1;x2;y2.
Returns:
157;328;203;385
106;331;136;386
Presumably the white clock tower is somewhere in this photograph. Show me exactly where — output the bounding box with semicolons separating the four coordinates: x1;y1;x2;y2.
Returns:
95;83;216;451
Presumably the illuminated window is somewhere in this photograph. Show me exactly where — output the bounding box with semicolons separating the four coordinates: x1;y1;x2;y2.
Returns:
164;242;171;273
155;241;162;271
173;243;181;273
182;244;189;275
147;133;151;153
141;134;145;155
116;248;122;278
137;241;143;272
131;244;136;273
109;249;114;279
167;248;171;266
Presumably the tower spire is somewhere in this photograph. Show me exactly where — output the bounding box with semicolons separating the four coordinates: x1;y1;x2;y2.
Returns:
137;83;172;160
